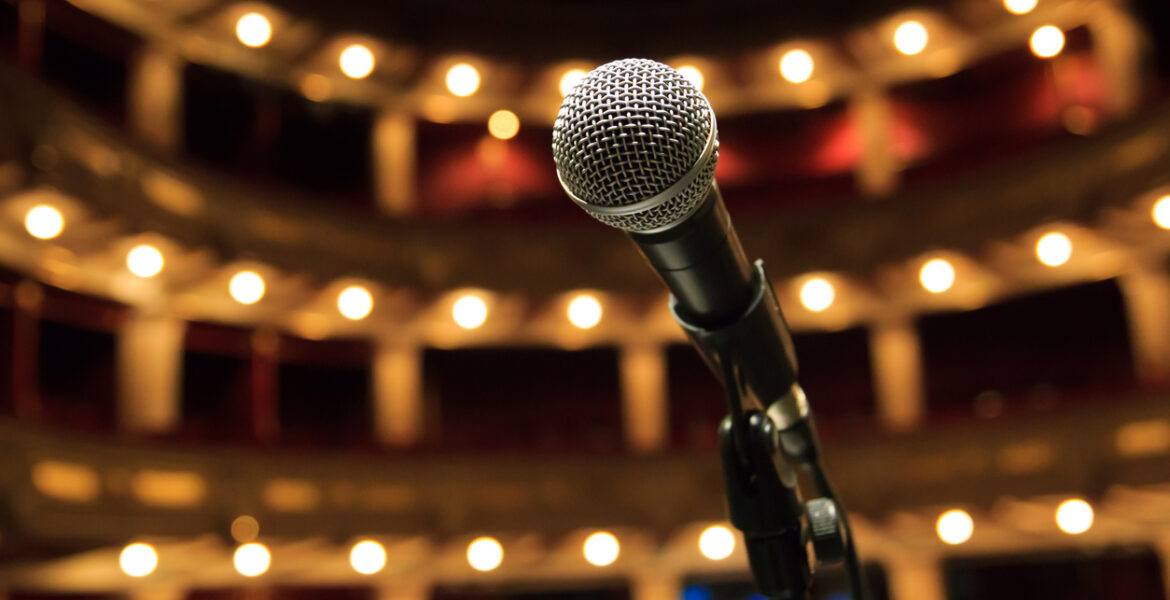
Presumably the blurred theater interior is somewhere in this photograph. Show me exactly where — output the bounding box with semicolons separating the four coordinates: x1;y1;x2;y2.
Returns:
1;0;1170;598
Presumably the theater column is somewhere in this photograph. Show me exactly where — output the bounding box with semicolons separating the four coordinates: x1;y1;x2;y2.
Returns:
631;570;680;600
127;587;186;600
373;110;417;216
128;44;184;152
868;318;927;432
372;340;424;447
117;312;186;434
250;329;280;443
376;582;429;600
1087;1;1144;118
1119;268;1170;386
851;89;898;198
885;554;947;600
620;343;668;453
12;281;41;421
16;0;44;71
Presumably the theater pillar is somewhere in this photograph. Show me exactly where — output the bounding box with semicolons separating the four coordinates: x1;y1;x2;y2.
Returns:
851;90;898;198
868;317;927;432
373;110;417;216
885;554;947;600
631;570;681;600
373;340;424;447
1119;268;1170;386
1087;1;1144;118
117;311;186;434
620;343;669;453
128;44;184;152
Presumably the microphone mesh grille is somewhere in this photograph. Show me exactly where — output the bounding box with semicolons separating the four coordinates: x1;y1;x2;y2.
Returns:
552;59;718;232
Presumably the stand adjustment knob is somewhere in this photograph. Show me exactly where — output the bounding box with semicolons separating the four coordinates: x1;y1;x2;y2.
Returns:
807;498;846;566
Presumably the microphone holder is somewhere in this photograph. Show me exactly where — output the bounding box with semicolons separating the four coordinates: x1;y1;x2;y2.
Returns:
671;261;866;600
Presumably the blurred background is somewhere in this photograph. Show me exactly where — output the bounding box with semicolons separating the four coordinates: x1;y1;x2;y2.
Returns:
0;0;1168;598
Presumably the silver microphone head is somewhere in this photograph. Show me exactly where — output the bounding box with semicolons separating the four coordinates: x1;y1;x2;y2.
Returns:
552;58;719;234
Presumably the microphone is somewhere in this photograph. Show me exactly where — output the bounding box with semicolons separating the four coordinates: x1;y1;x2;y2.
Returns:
552;58;800;421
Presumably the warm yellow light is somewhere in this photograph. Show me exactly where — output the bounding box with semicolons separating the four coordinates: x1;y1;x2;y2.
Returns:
25;204;63;240
235;13;272;48
300;74;332;102
676;65;704;91
1035;232;1072;267
119;543;158;577
488;110;520;140
1055;499;1094;534
230;515;259;543
337;285;374;320
350;540;387;575
446;63;480;97
583;531;620;567
1030;26;1065;59
452;294;488;329
339;44;375;79
894;20;929;56
126;244;164;278
1154;196;1170;230
919;258;955;293
567;294;602;329
1004;0;1038;15
780;49;815;84
466;537;503;572
936;509;974;545
233;543;271;577
799;278;834;312
698;525;736;560
560;68;587;96
229;270;265;305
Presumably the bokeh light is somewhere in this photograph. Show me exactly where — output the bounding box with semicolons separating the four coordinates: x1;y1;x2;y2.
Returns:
1154;195;1170;230
676;65;704;91
1055;499;1094;534
453;294;488;329
229;270;266;305
582;531;620;567
339;44;375;79
446;63;481;97
567;294;602;329
337;285;374;320
799;278;835;312
936;509;974;545
25;204;63;240
349;540;387;575
1035;232;1073;267
560;68;587;96
919;258;956;293
779;49;815;83
1004;0;1038;14
235;13;271;48
1030;26;1065;59
488;110;520;140
119;543;158;577
126;244;164;278
894;20;929;55
230;515;259;543
467;537;503;572
233;543;271;577
698;525;736;560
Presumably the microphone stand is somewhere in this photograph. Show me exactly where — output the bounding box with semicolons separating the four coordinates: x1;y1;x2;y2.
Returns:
671;261;867;600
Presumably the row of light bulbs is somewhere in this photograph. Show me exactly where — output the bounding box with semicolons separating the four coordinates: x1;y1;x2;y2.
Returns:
23;197;1170;326
936;498;1095;545
116;524;738;579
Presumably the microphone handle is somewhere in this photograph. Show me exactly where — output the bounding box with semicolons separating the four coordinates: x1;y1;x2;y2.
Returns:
629;184;757;330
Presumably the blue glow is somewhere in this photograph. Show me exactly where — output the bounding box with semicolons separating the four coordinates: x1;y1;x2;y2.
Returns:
682;585;713;600
826;593;852;600
746;594;767;600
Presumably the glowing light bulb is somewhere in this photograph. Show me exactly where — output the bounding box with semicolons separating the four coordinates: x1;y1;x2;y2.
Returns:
233;543;270;577
230;515;259;543
453;294;488;329
676;65;704;91
583;531;620;567
126;244;164;278
567;294;602;329
1035;232;1072;267
229;270;265;305
894;21;929;55
1055;499;1093;534
235;13;271;48
1031;26;1065;59
1004;0;1038;15
339;44;375;79
119;543;158;577
799;278;834;312
350;540;387;575
919;258;955;293
446;63;480;97
466;537;503;572
1154;196;1170;230
337;285;373;320
488;110;520;140
25;204;63;239
936;509;974;545
699;525;735;560
780;49;814;84
560;68;587;96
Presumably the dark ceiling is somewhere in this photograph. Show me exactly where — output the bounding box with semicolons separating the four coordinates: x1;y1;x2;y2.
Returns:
267;0;936;61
